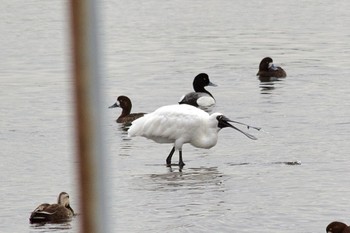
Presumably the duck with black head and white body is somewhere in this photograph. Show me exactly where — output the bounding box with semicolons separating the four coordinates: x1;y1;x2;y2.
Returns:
179;73;217;113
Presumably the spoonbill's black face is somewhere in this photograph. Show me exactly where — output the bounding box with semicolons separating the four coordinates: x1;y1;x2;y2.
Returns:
217;115;234;129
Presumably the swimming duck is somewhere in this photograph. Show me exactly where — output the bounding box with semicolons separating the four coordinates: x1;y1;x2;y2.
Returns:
326;222;350;233
109;95;146;124
29;192;74;224
178;73;217;113
257;57;287;80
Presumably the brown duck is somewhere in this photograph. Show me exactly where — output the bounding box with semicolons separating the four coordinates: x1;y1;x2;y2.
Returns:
29;192;74;224
109;95;146;124
257;57;287;80
327;222;350;233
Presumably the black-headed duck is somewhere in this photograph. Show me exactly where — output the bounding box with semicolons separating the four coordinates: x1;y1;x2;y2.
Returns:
29;192;74;224
257;57;287;80
109;95;146;124
326;221;350;233
178;73;217;113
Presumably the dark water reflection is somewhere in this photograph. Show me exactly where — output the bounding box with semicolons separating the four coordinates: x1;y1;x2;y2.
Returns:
259;77;286;94
29;220;73;232
149;167;225;192
228;161;301;166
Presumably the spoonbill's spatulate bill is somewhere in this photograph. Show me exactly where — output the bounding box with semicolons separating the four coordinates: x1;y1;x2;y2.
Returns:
128;104;260;168
179;73;217;113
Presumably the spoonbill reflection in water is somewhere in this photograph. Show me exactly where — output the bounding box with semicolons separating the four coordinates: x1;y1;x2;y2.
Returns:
128;104;260;168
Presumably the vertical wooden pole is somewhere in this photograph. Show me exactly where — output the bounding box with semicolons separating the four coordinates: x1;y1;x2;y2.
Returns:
69;0;108;232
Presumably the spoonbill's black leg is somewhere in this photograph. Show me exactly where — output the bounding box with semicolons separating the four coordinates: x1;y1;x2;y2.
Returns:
179;150;185;168
166;147;175;167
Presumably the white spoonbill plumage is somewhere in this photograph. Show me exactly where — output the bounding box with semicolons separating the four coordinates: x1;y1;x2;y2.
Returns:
178;73;217;113
128;104;260;168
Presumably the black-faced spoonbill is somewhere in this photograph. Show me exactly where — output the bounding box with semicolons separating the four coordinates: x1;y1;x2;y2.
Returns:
128;104;260;168
178;73;217;113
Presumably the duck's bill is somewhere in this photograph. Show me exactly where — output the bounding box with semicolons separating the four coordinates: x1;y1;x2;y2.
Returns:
109;103;119;108
208;81;217;87
268;63;278;71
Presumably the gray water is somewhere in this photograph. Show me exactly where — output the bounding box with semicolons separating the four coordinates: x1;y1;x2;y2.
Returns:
1;0;350;232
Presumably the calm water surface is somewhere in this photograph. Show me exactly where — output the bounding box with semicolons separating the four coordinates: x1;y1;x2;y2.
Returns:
1;0;350;232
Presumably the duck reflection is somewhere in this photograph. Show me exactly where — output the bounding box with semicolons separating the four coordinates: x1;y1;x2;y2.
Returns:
30;221;73;230
259;80;276;94
258;77;287;94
